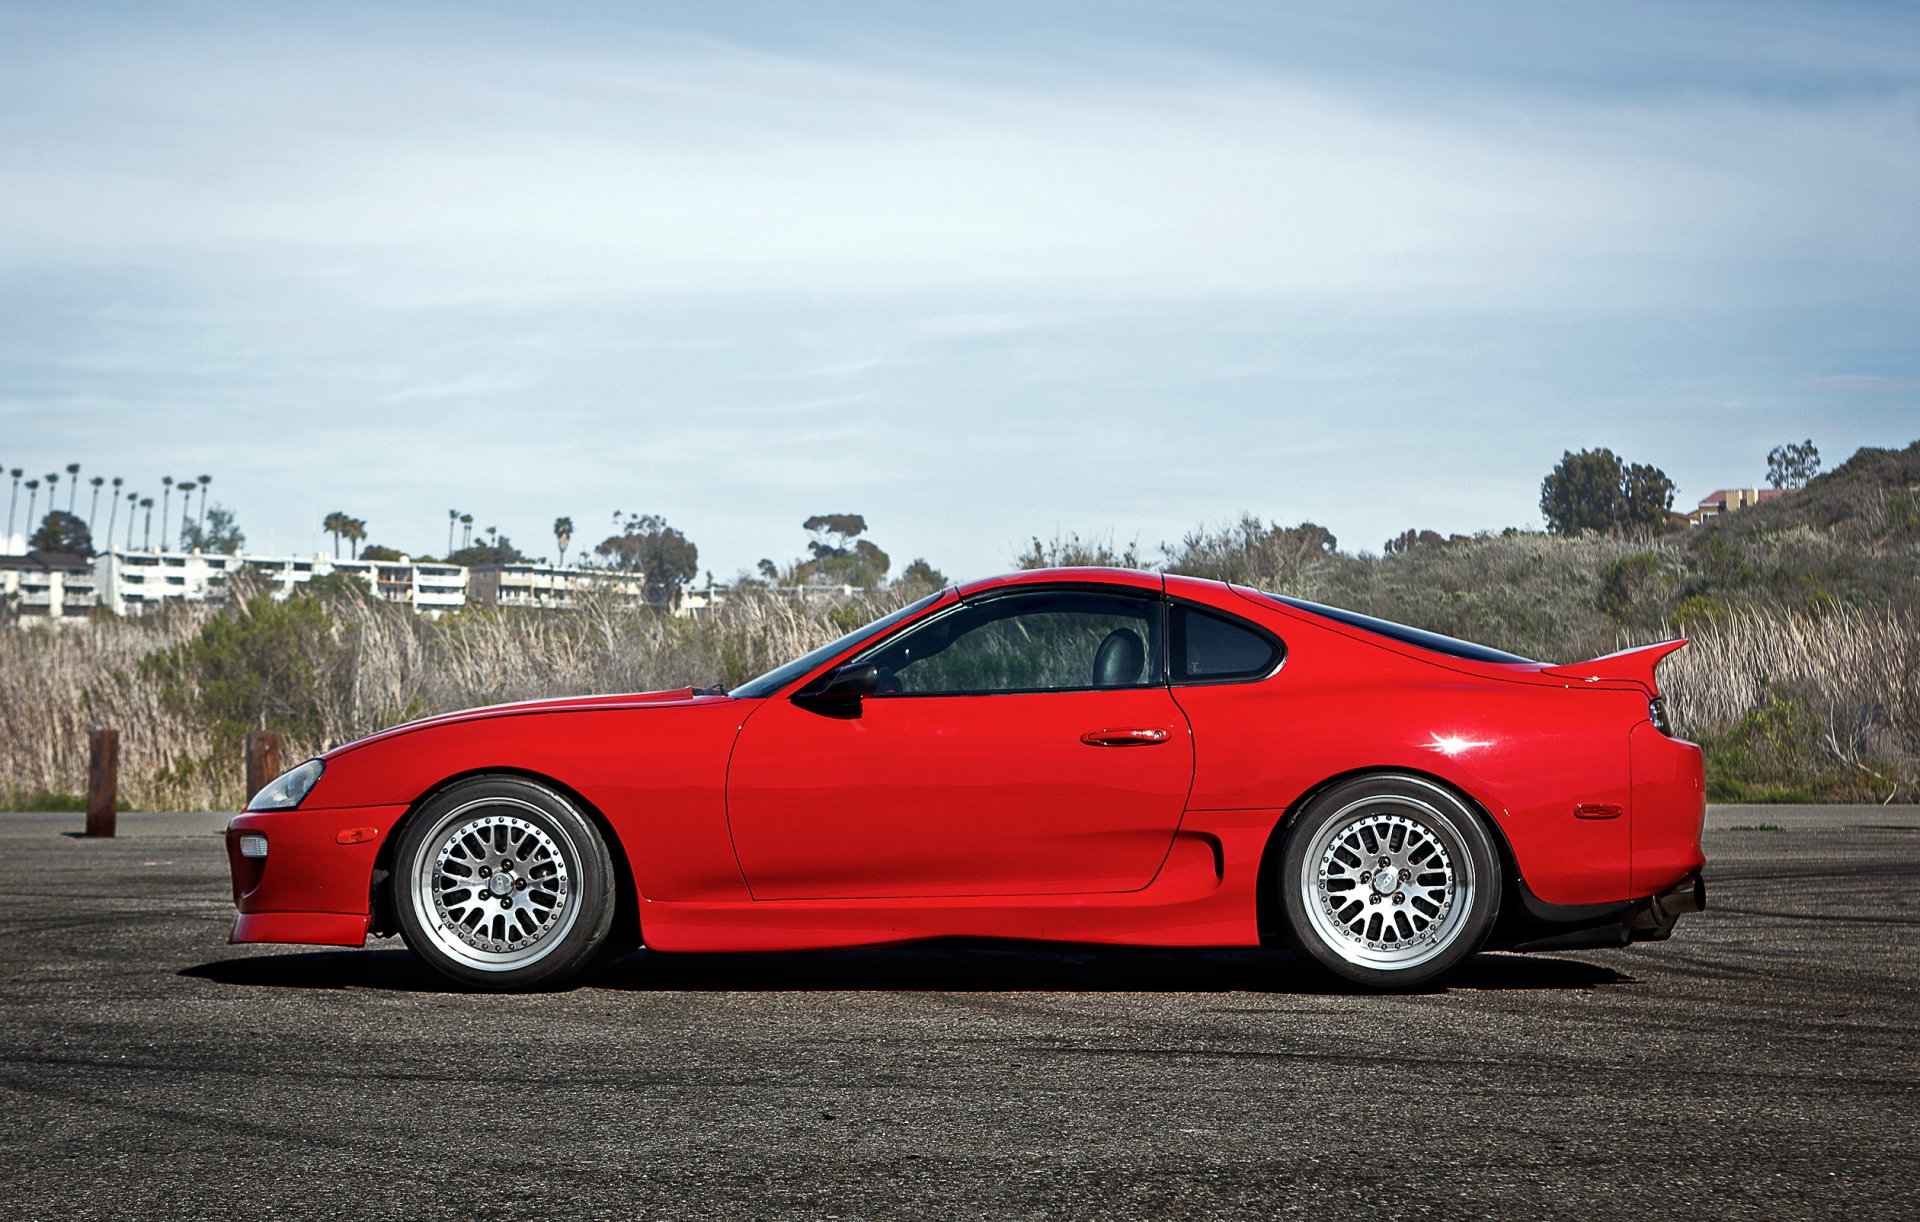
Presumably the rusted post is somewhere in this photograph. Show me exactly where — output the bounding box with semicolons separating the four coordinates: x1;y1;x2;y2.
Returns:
86;728;119;838
245;731;281;805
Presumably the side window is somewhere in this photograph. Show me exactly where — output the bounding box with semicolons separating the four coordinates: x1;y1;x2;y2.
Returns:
863;591;1161;695
1173;605;1281;683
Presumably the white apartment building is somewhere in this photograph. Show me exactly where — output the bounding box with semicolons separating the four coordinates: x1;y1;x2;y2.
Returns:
0;551;99;620
94;549;469;617
10;547;671;622
468;562;648;609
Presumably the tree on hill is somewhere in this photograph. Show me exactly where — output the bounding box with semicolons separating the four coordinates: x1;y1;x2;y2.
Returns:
180;504;246;555
358;544;405;562
798;513;890;588
29;510;93;557
1767;439;1821;490
894;558;947;592
1384;528;1447;555
446;537;527;567
595;514;698;607
1540;448;1676;535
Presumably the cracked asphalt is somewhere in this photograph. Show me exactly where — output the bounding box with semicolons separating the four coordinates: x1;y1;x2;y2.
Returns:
1;804;1915;1219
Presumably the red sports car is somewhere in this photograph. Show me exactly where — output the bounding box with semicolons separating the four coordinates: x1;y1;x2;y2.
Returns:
226;567;1706;990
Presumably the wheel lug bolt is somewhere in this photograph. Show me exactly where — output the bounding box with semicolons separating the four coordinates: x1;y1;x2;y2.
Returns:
1360;871;1372;883
515;879;527;892
499;898;511;909
1393;894;1404;904
479;866;491;878
1378;856;1391;868
1400;869;1411;881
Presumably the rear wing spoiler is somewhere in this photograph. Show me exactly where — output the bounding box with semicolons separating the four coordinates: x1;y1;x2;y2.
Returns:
1539;639;1688;694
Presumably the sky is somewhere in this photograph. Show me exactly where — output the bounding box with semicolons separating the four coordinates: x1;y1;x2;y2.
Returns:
2;0;1916;577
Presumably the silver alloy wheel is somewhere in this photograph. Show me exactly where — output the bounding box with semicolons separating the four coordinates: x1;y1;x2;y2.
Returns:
1299;795;1475;971
408;797;581;972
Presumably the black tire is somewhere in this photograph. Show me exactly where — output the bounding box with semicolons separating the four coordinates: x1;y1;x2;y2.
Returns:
391;776;615;991
1278;774;1501;989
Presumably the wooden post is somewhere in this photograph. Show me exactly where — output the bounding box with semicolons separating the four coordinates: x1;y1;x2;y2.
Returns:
245;731;281;805
86;729;118;838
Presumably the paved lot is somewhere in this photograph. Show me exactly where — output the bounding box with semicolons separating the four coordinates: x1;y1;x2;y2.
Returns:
0;805;1915;1219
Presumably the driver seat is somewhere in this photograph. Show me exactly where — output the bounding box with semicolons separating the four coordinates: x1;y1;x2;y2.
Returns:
1092;628;1145;687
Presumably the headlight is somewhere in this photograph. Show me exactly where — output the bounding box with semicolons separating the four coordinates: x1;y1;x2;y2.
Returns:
248;759;325;811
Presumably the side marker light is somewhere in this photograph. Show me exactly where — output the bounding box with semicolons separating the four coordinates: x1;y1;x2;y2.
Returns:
335;827;379;845
238;834;269;859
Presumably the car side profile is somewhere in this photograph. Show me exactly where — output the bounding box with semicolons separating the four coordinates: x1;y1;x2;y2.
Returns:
226;567;1706;990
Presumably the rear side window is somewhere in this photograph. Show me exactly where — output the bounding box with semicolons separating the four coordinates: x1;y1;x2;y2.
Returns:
1173;605;1281;683
1247;590;1534;665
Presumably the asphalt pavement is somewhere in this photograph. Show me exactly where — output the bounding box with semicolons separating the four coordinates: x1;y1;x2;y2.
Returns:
1;804;1915;1219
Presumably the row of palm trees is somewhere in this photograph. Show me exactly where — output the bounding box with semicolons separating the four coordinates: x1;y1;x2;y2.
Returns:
5;463;215;553
322;512;369;559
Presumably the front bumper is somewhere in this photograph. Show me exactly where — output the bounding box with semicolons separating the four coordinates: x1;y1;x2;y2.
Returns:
225;804;410;946
1497;871;1707;953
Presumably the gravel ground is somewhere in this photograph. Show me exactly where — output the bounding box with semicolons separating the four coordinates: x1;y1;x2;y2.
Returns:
0;804;1914;1219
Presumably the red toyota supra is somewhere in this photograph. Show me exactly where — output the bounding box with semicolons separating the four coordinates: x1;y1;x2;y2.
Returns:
226;567;1706;990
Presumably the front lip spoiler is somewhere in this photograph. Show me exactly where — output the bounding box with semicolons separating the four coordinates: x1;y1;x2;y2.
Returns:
1497;872;1706;953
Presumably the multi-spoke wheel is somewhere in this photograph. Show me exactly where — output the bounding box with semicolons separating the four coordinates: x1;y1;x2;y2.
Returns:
1278;775;1500;988
392;777;615;990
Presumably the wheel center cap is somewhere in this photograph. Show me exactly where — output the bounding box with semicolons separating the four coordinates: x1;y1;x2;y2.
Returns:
488;873;514;897
1372;869;1400;896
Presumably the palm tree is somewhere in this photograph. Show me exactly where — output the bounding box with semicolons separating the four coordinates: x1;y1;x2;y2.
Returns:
64;462;80;513
323;511;345;558
44;472;59;522
22;479;39;544
485;525;499;564
448;509;459;556
105;478;123;552
87;476;104;530
196;474;212;534
160;477;174;546
140;497;155;550
177;477;199;548
460;513;474;549
346;517;367;560
554;516;574;568
6;468;21;547
125;491;140;550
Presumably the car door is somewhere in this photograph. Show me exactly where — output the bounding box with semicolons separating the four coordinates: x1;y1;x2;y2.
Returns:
725;588;1195;899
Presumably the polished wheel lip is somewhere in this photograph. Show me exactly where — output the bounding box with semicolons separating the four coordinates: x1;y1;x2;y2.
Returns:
409;796;583;973
1300;794;1476;971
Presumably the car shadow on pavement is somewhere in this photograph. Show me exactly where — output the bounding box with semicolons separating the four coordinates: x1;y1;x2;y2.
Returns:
181;943;1631;995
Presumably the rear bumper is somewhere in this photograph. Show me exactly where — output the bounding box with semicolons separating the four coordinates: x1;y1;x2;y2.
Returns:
1496;871;1707;953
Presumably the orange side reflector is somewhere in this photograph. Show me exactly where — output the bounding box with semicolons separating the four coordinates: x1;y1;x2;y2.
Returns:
335;826;380;845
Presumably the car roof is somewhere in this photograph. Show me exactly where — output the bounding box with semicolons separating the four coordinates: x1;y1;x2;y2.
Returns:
955;567;1165;598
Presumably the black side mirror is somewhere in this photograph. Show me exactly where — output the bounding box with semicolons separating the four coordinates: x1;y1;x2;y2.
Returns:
793;663;880;718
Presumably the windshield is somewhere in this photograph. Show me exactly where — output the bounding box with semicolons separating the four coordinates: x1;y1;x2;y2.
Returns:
728;591;949;698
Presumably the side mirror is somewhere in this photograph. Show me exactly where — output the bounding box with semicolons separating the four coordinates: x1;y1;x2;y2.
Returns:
793;663;880;718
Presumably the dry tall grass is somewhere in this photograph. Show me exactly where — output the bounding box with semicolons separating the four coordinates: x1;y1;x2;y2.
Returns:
1;587;1912;809
0;589;898;811
1662;605;1919;800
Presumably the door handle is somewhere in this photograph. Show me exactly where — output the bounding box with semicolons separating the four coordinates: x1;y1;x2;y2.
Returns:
1080;727;1172;747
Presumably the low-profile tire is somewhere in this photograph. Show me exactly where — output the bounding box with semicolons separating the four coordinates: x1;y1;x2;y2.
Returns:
391;776;615;991
1278;774;1501;989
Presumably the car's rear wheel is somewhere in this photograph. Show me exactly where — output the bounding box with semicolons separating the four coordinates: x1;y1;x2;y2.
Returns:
392;776;615;990
1279;775;1500;988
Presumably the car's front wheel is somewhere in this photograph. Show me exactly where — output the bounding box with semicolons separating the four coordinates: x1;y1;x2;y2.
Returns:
1279;775;1500;988
392;776;615;990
